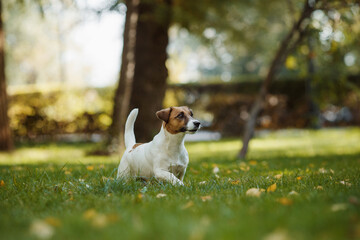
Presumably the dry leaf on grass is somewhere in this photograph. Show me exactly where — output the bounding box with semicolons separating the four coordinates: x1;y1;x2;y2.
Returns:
86;165;94;171
212;166;220;174
201;196;212;202
246;188;262;197
296;176;302;180
249;160;257;166
44;217;61;227
267;183;277;192
331;203;348;212
315;186;323;190
263;229;291;240
277;197;293;206
182;201;194;209
288;191;298;196
230;180;240;185
0;180;5;187
274;173;283;179
29;220;54;240
156;193;167;198
340;181;352;187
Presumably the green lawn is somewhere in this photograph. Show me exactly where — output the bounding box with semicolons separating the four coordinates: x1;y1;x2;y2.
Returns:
1;128;360;240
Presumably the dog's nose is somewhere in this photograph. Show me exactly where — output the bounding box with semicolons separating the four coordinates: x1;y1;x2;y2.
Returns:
193;121;201;128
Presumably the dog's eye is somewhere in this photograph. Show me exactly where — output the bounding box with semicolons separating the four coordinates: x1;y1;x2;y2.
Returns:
190;111;193;117
176;112;184;119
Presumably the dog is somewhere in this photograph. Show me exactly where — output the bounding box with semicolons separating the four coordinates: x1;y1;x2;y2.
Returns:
116;106;201;186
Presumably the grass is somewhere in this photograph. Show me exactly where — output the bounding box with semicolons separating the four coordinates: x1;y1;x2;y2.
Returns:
0;128;360;240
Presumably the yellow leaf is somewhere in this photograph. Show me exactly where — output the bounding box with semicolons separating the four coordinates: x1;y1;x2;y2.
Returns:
246;188;262;197
296;176;302;180
86;166;94;171
316;186;323;190
64;171;71;175
230;180;240;185
0;180;5;187
277;197;293;206
249;160;257;166
201;196;212;202
44;217;61;227
267;183;277;192
274;173;283;179
83;209;97;220
92;214;108;228
182;201;194;209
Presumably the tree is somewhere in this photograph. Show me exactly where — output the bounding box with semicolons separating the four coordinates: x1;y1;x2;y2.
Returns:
0;0;13;151
238;0;316;159
108;0;171;151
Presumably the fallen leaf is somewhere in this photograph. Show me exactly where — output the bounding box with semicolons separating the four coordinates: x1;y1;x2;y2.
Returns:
212;166;220;174
92;214;107;228
44;217;61;227
267;183;277;192
106;213;120;223
156;193;167;198
274;173;283;179
0;180;5;187
136;193;144;202
315;186;323;190
182;201;194;209
83;209;97;220
29;220;54;240
239;162;250;172
288;191;298;196
331;203;347;212
340;181;352;187
249;160;257;166
64;170;71;175
296;176;302;180
201;196;212;202
86;165;94;171
246;188;262;197
263;229;291;240
277;197;293;206
226;170;232;174
230;180;240;185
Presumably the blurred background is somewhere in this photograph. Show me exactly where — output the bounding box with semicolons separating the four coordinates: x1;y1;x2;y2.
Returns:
0;0;359;156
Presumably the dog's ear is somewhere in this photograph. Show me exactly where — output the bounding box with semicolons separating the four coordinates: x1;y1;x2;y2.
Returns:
156;107;172;123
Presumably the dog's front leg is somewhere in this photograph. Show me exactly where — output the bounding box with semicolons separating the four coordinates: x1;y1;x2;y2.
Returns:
154;169;184;186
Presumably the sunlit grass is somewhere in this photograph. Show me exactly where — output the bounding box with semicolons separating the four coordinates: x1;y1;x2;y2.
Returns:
0;128;359;240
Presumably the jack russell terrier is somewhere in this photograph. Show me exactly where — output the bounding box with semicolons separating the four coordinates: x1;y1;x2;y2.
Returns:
117;106;201;186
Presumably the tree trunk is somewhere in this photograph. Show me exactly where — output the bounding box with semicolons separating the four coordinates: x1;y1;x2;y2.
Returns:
0;1;14;151
129;0;171;143
238;0;314;159
108;0;139;152
108;0;171;151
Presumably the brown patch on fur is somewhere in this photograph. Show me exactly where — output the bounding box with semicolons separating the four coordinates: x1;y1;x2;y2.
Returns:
160;106;193;134
129;143;143;152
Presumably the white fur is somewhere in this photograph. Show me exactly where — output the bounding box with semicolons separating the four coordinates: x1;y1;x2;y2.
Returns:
116;108;198;186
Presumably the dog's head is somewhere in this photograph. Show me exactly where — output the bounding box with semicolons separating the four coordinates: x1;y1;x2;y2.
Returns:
156;106;201;134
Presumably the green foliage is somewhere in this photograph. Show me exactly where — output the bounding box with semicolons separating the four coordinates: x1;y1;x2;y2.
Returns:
8;87;114;137
0;128;359;239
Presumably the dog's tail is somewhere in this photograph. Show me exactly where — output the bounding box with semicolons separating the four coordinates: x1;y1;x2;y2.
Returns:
124;108;138;149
